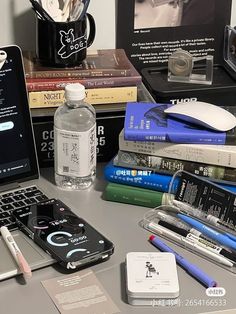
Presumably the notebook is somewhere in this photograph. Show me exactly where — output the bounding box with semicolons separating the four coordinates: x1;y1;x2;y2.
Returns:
0;45;55;280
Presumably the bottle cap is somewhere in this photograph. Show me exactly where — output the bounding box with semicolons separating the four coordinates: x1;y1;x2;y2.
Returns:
65;83;85;101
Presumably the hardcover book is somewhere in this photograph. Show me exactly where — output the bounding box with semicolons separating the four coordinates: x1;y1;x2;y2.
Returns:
26;66;142;91
25;58;142;92
103;182;173;208
23;49;134;78
104;161;176;193
119;129;236;168
28;86;138;108
114;150;236;185
124;102;236;145
104;161;236;194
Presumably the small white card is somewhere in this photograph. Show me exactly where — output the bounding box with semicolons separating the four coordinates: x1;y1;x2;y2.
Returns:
41;269;120;314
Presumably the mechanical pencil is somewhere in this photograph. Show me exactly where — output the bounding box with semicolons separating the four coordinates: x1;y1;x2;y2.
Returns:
158;220;236;265
0;226;32;280
173;199;236;235
149;234;218;288
148;222;234;267
156;211;218;244
178;214;236;251
156;211;191;230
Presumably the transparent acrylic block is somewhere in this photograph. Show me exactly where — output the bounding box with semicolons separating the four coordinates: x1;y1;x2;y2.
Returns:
224;25;236;73
168;49;213;85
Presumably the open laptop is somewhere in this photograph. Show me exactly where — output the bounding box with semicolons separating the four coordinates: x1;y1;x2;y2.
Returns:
0;45;55;280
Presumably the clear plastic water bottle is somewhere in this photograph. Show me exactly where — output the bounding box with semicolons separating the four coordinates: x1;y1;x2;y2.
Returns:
54;83;96;190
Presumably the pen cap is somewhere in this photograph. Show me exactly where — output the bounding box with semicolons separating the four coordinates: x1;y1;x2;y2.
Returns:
36;13;96;67
182;262;217;288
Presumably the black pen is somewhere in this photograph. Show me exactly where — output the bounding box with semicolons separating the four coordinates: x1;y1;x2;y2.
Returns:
31;7;45;20
157;220;236;264
79;0;90;21
29;0;55;22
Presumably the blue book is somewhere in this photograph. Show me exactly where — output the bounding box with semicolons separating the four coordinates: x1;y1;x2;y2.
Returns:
104;161;178;192
124;102;236;144
104;162;236;194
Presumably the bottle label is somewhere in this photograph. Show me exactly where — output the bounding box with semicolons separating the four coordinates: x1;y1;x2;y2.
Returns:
54;125;96;177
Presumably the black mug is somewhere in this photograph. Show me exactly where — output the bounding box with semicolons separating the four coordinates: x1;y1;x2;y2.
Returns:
36;13;96;67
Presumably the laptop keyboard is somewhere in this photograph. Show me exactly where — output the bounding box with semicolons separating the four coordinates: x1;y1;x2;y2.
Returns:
0;186;48;230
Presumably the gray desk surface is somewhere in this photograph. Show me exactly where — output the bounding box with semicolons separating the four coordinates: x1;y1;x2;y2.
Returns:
0;165;235;314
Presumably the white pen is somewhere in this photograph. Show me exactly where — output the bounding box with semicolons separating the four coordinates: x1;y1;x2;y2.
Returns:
61;0;72;22
148;222;234;267
172;199;236;237
156;211;191;230
0;226;32;280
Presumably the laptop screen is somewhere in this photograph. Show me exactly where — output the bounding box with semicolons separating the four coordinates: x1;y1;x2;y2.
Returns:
0;45;39;185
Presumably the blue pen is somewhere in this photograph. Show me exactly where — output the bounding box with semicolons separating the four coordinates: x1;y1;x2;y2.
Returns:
178;214;236;251
149;235;217;288
225;233;236;243
79;0;90;20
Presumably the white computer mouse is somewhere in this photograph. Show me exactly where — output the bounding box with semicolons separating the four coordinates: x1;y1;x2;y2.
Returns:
164;101;236;131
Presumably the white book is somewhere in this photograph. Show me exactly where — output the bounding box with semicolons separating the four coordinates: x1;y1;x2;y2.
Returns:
119;129;236;168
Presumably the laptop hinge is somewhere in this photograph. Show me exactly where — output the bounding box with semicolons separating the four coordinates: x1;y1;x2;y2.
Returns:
0;182;20;193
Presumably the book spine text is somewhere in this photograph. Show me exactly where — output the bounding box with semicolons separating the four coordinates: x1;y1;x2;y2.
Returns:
26;76;141;92
28;87;137;108
104;162;236;194
119;132;236;168
114;150;236;184
25;69;132;79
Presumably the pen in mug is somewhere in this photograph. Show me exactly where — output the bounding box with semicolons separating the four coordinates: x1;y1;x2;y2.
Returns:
148;222;234;267
29;0;55;21
78;0;90;21
0;226;32;280
149;234;218;288
68;0;84;21
61;0;72;22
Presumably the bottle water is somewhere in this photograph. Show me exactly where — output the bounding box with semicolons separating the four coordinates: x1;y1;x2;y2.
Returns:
54;83;96;190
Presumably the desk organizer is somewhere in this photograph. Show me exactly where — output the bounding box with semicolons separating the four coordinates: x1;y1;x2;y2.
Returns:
140;170;236;273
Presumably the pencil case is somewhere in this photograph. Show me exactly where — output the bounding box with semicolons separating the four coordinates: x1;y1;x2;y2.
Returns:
140;205;236;274
168;170;236;238
140;170;236;273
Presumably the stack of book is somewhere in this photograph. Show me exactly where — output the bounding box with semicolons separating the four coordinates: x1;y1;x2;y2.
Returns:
23;49;142;109
23;49;144;167
104;102;236;208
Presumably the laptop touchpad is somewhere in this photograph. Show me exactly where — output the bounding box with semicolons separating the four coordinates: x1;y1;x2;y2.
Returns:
0;231;55;280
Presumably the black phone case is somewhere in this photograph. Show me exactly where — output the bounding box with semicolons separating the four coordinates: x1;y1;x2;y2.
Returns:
12;199;114;269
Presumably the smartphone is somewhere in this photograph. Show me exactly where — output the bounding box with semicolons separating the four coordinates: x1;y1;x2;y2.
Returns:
12;199;114;270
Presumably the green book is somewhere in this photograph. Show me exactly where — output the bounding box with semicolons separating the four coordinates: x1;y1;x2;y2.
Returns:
103;182;174;208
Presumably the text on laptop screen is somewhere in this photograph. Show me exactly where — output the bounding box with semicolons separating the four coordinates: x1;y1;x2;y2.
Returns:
0;46;38;185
